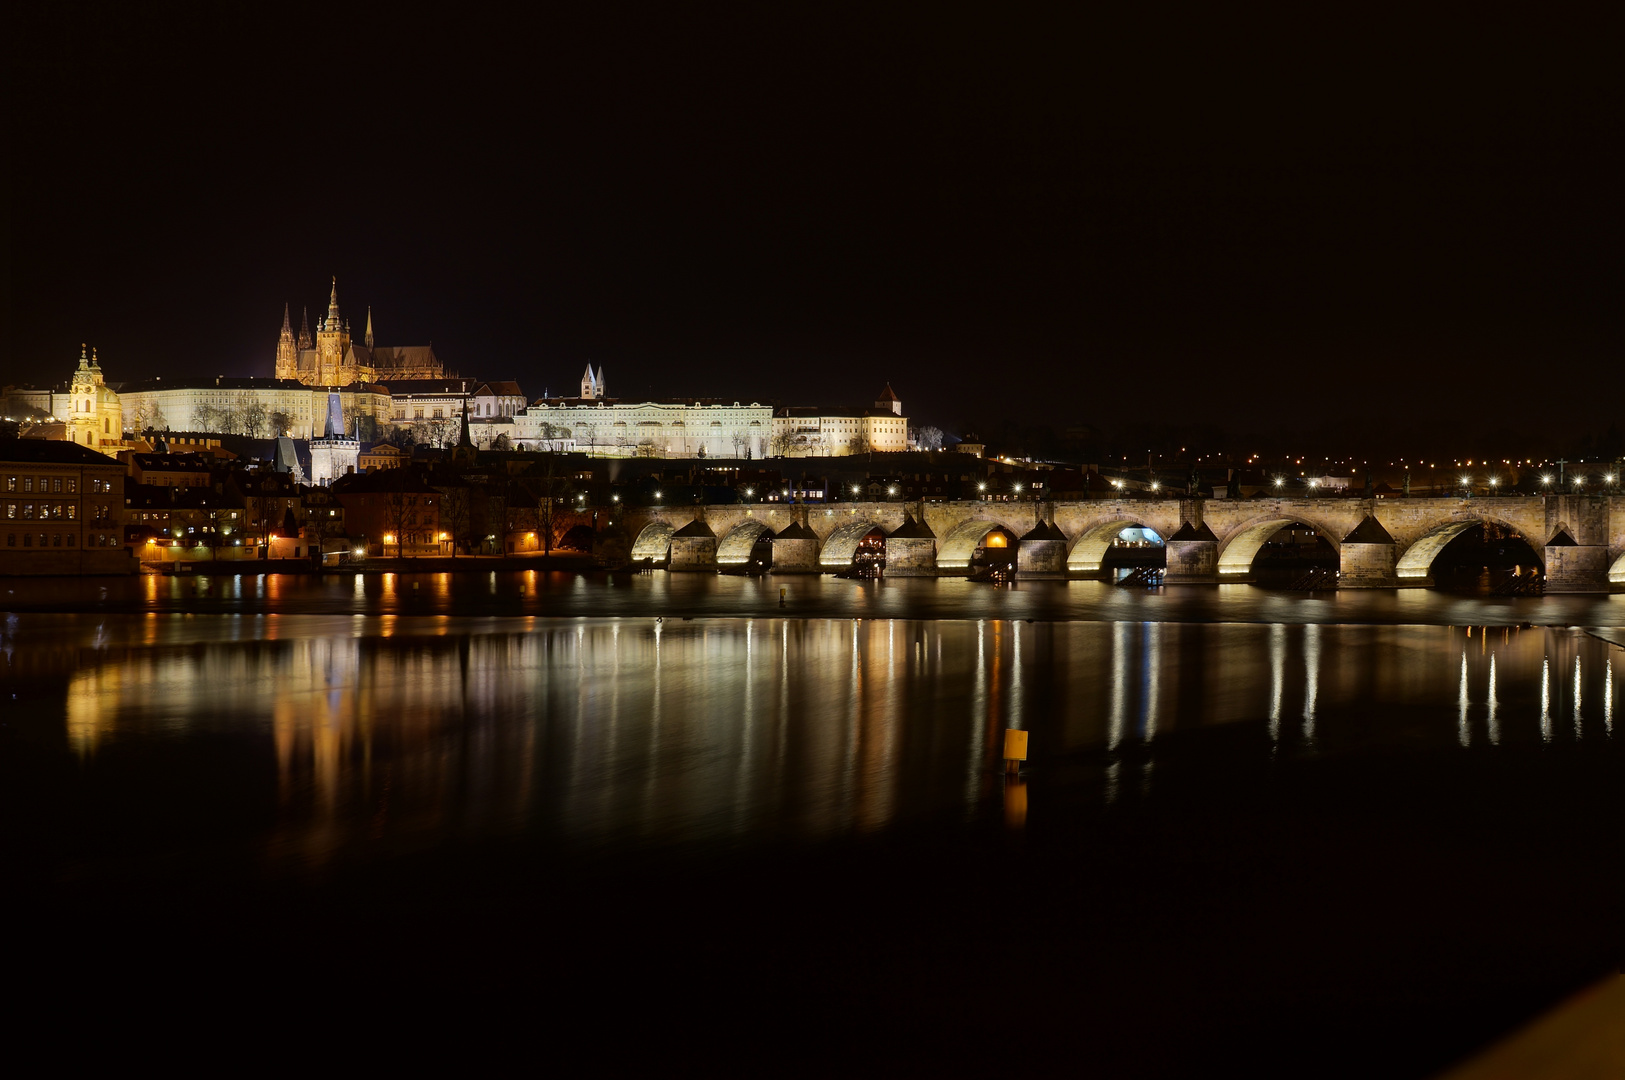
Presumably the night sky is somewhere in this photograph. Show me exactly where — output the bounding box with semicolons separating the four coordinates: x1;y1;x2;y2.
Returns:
5;5;1618;450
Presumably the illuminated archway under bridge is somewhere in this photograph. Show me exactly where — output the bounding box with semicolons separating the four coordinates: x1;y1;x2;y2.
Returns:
716;521;774;566
613;496;1625;592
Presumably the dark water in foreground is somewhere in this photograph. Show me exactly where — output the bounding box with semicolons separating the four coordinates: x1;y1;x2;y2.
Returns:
2;593;1620;1074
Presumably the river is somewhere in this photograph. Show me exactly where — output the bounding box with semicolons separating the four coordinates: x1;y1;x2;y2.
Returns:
2;576;1620;1076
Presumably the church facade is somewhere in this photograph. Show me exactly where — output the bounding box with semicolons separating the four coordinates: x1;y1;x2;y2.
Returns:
274;279;443;386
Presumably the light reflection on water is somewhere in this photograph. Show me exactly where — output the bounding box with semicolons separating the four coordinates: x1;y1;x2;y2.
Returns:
5;615;1619;875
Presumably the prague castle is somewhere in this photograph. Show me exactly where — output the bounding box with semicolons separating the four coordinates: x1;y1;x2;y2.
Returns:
11;275;909;463
275;279;442;386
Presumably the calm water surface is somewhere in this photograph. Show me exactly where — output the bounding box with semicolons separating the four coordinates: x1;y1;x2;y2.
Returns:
3;585;1620;1077
4;612;1616;868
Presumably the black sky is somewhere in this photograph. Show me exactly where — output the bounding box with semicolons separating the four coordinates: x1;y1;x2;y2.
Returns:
4;4;1618;448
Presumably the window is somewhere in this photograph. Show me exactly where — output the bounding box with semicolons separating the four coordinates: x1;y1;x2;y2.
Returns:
4;505;12;519
5;534;12;546
22;504;33;520
23;478;32;493
66;534;74;547
22;533;31;547
53;534;62;547
4;477;13;491
53;478;62;492
66;479;75;493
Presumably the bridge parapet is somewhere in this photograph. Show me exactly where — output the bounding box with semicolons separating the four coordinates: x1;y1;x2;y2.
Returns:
618;494;1625;591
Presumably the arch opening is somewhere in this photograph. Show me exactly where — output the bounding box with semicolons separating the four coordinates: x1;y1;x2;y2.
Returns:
1400;520;1544;592
820;520;885;571
1100;525;1166;578
969;525;1020;583
716;521;775;568
1218;518;1338;581
630;522;674;565
939;520;1017;570
1067;519;1159;575
1610;551;1625;587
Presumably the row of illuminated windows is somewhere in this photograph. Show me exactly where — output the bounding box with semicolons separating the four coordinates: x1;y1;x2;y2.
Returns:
5;476;81;493
5;532;118;548
5;503;77;520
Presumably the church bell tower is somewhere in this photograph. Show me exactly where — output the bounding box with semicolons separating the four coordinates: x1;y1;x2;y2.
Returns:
275;303;298;380
315;277;352;385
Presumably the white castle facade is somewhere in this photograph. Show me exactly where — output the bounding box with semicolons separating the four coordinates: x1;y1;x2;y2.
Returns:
33;282;909;461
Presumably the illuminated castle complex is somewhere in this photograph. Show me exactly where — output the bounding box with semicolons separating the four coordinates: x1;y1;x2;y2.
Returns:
274;279;442;386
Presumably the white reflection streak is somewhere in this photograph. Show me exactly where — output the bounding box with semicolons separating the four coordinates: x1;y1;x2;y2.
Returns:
1108;622;1128;752
1457;650;1470;747
1302;623;1320;745
1268;624;1285;746
1540;656;1551;741
1605;657;1613;734
1573;654;1582;738
1487;652;1499;745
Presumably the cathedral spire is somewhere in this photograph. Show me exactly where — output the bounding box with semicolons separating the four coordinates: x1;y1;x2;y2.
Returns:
364;306;374;349
325;277;341;330
281;303;293;337
298;307;313;349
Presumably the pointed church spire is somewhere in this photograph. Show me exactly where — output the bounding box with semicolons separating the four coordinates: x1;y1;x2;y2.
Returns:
298;307;313;349
458;396;473;448
364;306;374;349
326;277;341;329
281;303;293;337
595;365;605;398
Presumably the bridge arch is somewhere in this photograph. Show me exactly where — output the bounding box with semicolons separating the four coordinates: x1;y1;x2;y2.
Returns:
1610;551;1625;587
1217;515;1340;577
820;520;886;569
716;521;775;566
1067;518;1160;574
1394;516;1543;581
938;519;1016;570
630;522;675;564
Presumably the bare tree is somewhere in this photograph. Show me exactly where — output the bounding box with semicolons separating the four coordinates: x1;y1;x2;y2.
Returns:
268;410;292;437
913;424;944;451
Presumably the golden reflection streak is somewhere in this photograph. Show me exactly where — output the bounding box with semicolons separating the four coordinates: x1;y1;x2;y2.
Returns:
1141;622;1160;743
1268;624;1285;746
966;621;987;805
1605;655;1614;735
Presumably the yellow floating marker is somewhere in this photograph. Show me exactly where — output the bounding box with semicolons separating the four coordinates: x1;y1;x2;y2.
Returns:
1003;728;1028;774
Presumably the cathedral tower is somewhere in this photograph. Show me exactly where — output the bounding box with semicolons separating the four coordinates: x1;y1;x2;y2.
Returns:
315;277;351;385
364;306;375;349
275;303;298;380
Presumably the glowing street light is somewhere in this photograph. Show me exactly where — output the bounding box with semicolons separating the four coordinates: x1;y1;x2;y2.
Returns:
1149;481;1160;492
1273;477;1284;489
1540;474;1552;487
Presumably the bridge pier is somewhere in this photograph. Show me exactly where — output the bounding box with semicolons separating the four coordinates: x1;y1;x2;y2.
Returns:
1338;515;1399;588
1543;535;1611;594
771;520;821;573
886;515;937;577
669;519;717;571
1163;522;1219;584
1016;522;1068;579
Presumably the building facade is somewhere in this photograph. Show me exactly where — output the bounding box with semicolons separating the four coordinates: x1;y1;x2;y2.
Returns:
1;439;132;574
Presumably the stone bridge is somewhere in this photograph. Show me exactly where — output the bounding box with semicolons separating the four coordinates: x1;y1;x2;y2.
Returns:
622;495;1625;593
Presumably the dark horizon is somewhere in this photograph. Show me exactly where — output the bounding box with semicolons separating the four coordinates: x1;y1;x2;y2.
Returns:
6;6;1618;448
